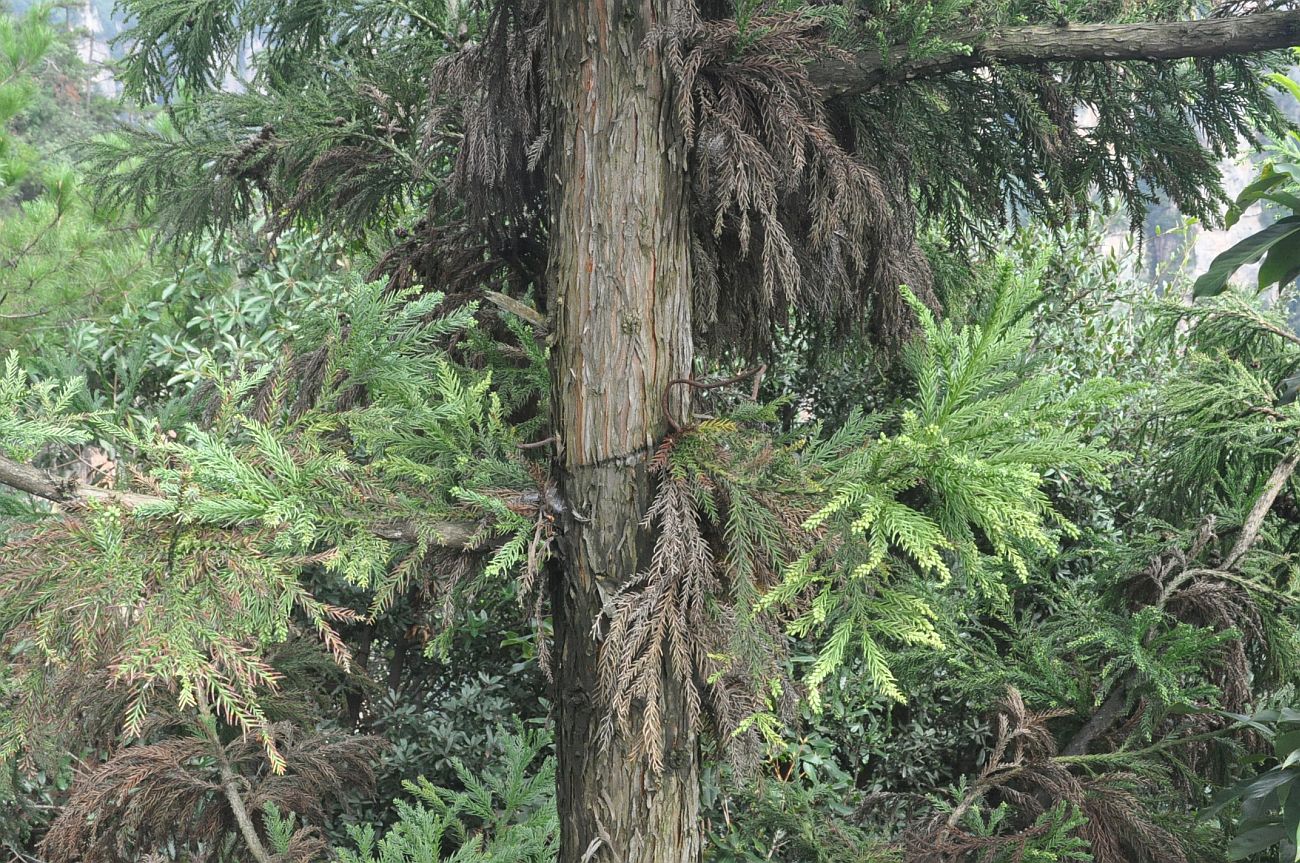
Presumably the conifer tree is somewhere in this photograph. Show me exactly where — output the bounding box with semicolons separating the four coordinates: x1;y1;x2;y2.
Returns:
5;2;1300;862
0;4;154;336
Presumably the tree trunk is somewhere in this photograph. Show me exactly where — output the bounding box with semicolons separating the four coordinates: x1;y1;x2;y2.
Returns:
544;0;700;861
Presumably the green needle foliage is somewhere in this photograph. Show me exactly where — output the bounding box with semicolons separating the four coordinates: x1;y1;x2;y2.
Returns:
0;352;100;460
590;256;1123;775
0;278;544;774
1146;291;1300;518
6;2;1300;861
763;259;1120;711
335;728;557;863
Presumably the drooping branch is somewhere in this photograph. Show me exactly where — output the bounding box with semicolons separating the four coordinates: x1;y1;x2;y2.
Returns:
1062;451;1298;756
809;10;1300;97
0;451;486;548
1224;446;1300;570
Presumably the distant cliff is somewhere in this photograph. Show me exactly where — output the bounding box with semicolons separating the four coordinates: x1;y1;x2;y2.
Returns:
9;0;124;95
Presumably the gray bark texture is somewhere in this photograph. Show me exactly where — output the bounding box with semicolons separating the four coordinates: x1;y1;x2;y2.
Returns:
809;10;1300;97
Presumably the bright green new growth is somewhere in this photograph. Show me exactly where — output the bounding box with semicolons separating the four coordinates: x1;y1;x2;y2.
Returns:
762;258;1120;710
0;353;98;460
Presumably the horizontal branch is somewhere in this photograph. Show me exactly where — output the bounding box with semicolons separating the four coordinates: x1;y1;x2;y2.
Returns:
808;10;1300;97
0;452;484;549
0;452;162;509
370;518;485;548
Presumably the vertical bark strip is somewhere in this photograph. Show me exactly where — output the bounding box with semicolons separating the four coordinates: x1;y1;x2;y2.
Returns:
545;0;700;861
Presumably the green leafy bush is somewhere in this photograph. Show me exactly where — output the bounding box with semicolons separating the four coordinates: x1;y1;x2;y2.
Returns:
334;728;556;863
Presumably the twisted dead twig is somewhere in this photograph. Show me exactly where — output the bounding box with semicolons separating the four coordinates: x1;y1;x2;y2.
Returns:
662;365;767;434
1063;448;1300;757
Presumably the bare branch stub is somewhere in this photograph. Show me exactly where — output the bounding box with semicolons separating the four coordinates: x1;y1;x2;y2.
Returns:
661;366;766;434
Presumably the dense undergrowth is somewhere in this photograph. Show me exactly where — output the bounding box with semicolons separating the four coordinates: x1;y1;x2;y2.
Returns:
5;2;1300;863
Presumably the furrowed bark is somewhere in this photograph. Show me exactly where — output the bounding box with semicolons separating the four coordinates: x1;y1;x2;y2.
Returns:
545;0;700;860
809;10;1300;97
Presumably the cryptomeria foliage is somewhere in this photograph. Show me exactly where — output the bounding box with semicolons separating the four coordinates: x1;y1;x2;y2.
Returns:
0;278;544;775
762;259;1119;709
0;243;1117;780
7;2;1300;862
586;258;1120;773
334;728;557;863
81;0;1298;352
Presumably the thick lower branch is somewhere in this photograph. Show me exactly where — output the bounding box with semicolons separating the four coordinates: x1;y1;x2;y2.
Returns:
809;11;1300;97
217;760;274;863
0;452;484;548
